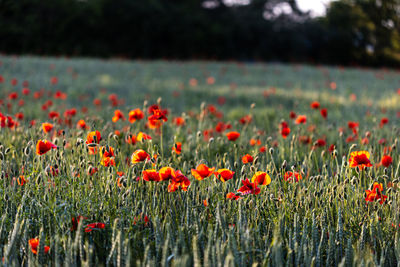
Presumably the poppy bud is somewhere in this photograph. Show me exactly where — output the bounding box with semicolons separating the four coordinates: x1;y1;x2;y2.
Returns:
269;148;274;155
350;144;357;150
0;145;3;152
24;147;31;156
250;103;256;109
253;156;259;165
197;131;202;138
63;139;67;147
0;152;3;160
241;165;246;176
157;97;162;105
87;143;97;148
333;150;338;157
209;138;214;143
234;162;238;169
200;102;206;110
5;148;10;154
281;160;287;169
384;168;388;175
250;166;256;173
54;138;59;145
320;150;325;158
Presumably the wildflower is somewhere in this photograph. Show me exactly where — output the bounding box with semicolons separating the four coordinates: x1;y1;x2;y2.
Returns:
215;169;235;182
250;139;261;146
100;146;115;167
251;171;271;186
280;123;290;139
284;171;302;183
29;238;50;255
168;170;191;192
128;108;144;123
42;122;54;133
48;111;60;119
226;192;241;200
310;101;320;109
226;131;240;141
242;154;254;164
36;140;57;155
239;115;252;125
173;117;185;126
71;216;87;231
191;164;215;180
172;142;182;155
17;175;27;186
85;222;105;233
77;119;88;129
143;169;160;181
289;111;296;119
381;155;392;167
131;149;150;164
365;183;387;204
295;115;307;124
380;117;389;128
86;131;101;155
112;109;125;122
136;132;152;142
320;108;328;119
237;179;260;195
159;167;175;181
349;151;372;169
148;107;168;123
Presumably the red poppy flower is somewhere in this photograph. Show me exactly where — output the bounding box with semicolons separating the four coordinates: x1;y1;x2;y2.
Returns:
42;122;54;133
93;98;102;106
71;216;88;231
226;192;241;200
48;111;60;120
54;90;67;100
289;111;296;119
215;121;231;133
365;183;387;204
281;127;291;139
172;142;182;155
191;164;215;180
239;115;252;125
251;171;271;186
314;139;326;147
310;101;320;109
320;108;327;119
17;175;27;186
50;76;58;85
22;88;31;95
226;131;240;141
15;112;24;120
348;121;359;129
143;169;160;181
168;170;191;192
29;238;50;255
85;222;105;232
126;108;143;123
380;117;389;128
36;140;57;155
159;167;175;181
237;179;260;195
381;155;392;167
295;115;307;124
250;139;261;146
349;151;372;169
8;92;18;100
242;154;254;164
215;169;235;182
148;108;168;123
284;171;302;183
131;149;150;164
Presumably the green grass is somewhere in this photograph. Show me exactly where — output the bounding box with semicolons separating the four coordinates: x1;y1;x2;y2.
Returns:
0;55;399;266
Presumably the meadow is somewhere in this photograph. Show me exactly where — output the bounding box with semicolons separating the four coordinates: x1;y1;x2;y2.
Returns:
0;55;399;266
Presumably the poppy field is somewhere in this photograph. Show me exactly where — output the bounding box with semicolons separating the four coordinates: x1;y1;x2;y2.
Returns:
0;55;399;266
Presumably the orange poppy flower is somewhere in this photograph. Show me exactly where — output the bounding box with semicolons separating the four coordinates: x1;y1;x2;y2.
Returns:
191;164;215;180
148;108;168;123
226;131;240;141
84;222;105;233
143;169;160;181
128;108;144;123
242;154;253;164
226;192;241;200
250;139;261;146
173;117;185;126
168;170;191;192
36;140;57;155
365;183;387;204
77;119;88;129
284;171;302;183
86;131;101;155
112;109;125;123
29;238;50;255
251;171;271;186
349;151;372;169
172;142;182;155
100;155;115;167
136;132;152;142
295;115;307;124
42;122;54;133
131;149;150;164
215;169;234;182
237;179;260;195
159;167;175;181
17;175;27;186
381;155;392;167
